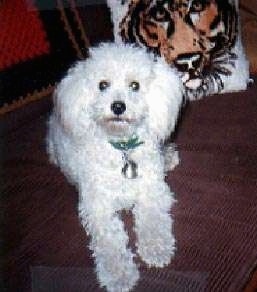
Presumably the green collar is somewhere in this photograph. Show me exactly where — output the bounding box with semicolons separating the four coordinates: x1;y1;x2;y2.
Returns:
109;134;144;152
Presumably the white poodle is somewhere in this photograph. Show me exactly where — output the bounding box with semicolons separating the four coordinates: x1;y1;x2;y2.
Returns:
47;43;183;292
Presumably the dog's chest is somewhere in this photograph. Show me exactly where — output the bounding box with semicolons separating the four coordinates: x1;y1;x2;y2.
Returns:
82;142;163;209
90;142;160;182
94;148;142;178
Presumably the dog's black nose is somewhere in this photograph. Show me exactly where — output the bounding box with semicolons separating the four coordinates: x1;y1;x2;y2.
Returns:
111;101;126;116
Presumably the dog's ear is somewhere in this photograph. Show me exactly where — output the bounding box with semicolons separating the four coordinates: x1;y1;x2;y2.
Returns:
146;58;183;141
53;61;94;137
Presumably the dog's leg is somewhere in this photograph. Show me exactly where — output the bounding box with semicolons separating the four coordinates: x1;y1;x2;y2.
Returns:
46;127;58;165
133;184;176;267
79;198;139;292
164;143;180;173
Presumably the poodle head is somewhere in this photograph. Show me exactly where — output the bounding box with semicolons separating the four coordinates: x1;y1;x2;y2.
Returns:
54;43;183;141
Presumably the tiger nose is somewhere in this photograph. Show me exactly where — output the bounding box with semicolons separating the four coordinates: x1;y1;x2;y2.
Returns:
111;101;126;116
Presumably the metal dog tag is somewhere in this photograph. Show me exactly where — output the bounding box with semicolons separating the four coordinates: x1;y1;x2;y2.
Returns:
122;153;138;179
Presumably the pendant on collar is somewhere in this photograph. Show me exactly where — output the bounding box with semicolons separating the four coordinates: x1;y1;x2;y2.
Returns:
109;134;144;179
122;152;138;179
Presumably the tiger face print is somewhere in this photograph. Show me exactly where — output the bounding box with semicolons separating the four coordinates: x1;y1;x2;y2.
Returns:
119;0;238;99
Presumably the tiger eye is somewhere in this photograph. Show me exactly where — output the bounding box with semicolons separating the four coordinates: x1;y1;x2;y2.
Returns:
191;0;204;12
129;81;140;91
99;80;110;91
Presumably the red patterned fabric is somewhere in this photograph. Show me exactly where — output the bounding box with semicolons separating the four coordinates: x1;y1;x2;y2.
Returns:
0;0;89;114
0;0;50;70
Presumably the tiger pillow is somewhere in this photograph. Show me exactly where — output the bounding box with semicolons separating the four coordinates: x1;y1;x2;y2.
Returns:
107;0;249;100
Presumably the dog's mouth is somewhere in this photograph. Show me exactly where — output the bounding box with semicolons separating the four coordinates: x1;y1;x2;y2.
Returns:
97;115;138;136
105;117;134;124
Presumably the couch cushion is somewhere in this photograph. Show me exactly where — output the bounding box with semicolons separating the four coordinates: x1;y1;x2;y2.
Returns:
107;0;249;100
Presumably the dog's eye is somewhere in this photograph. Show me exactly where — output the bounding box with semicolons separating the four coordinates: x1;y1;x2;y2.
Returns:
99;80;110;91
129;81;140;91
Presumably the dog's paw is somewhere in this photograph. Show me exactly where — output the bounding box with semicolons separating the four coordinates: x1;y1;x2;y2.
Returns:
97;253;140;292
137;229;176;268
164;143;180;173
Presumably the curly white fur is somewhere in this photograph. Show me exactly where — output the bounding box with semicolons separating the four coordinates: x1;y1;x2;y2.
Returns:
47;43;183;292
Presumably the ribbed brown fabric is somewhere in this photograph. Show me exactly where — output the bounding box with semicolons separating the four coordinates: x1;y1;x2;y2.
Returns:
31;266;207;291
1;78;257;292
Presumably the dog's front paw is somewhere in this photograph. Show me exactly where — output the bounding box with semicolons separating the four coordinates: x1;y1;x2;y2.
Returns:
164;143;180;173
96;252;140;292
137;228;176;268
